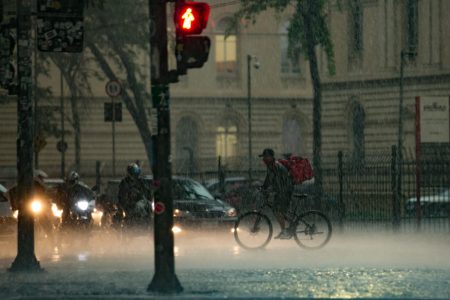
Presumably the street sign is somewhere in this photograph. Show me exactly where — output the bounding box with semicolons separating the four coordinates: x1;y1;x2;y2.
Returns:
105;80;122;97
154;201;166;215
104;102;122;122
151;85;169;108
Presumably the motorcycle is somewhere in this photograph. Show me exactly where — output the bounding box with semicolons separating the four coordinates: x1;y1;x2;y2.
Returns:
56;183;98;250
61;183;96;229
109;197;153;244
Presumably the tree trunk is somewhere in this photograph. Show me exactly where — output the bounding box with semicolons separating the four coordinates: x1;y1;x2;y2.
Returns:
88;42;154;171
303;0;323;204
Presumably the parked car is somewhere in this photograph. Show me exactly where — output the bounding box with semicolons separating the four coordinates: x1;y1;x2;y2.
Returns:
204;177;262;211
0;183;16;241
101;176;238;233
405;188;450;217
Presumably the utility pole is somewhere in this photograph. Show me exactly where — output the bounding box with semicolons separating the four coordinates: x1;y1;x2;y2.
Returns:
147;0;182;293
396;50;416;231
9;0;41;272
247;54;252;182
60;69;65;178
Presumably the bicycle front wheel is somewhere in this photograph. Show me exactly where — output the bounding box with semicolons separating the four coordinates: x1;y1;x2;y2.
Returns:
234;212;272;250
293;210;332;249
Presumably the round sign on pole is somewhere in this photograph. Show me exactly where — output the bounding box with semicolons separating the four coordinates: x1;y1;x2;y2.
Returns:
154;202;166;215
105;80;122;97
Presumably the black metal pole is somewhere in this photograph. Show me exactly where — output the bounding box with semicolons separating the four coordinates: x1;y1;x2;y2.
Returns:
60;69;65;178
112;96;116;177
391;145;400;231
33;30;38;169
147;0;182;293
247;54;252;182
9;0;41;272
338;151;344;230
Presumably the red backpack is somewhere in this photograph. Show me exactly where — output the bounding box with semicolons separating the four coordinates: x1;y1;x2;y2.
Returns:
278;156;314;184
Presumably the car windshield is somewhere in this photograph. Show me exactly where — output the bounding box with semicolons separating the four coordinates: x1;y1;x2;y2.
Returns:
173;179;214;201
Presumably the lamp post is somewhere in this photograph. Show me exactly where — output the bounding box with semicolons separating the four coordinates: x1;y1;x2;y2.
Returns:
247;54;259;181
396;50;416;229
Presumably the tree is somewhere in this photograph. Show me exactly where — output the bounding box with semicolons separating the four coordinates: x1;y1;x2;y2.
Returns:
84;0;154;170
48;53;94;172
232;0;336;202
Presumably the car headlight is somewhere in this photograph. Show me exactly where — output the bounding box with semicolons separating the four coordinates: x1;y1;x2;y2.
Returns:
226;208;237;217
172;225;182;234
76;200;89;211
173;209;183;217
31;199;43;215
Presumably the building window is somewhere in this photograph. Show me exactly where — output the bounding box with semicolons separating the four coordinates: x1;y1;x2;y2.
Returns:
215;17;237;75
405;0;418;56
216;125;237;163
280;21;301;75
282;118;303;156
351;102;365;166
348;0;363;66
175;117;198;173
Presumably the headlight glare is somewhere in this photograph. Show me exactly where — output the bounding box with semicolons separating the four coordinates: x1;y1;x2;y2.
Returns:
226;208;237;217
31;199;43;214
76;200;89;211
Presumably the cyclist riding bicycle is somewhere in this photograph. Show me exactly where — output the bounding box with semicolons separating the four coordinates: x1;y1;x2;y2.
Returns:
259;148;293;239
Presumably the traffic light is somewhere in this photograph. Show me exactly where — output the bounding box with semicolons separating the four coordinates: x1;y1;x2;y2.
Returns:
174;2;210;35
36;0;84;52
174;1;211;75
0;24;16;93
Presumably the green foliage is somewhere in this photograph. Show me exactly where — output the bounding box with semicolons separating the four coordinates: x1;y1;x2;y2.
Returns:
232;0;335;75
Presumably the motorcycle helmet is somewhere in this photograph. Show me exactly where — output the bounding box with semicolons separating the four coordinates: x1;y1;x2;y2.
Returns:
67;171;80;184
127;163;141;177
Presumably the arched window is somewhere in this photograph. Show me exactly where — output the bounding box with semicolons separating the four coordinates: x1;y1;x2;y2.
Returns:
175;117;198;173
351;101;365;165
282;118;303;156
216;119;238;163
280;21;300;75
215;17;237;75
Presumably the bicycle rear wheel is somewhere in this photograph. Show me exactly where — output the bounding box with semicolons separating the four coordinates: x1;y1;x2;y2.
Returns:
293;210;332;249
234;212;272;250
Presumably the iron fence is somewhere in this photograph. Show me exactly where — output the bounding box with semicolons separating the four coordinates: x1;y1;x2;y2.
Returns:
177;149;450;232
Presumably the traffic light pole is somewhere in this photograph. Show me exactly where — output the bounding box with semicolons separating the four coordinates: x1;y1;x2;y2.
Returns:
9;0;41;272
147;0;182;293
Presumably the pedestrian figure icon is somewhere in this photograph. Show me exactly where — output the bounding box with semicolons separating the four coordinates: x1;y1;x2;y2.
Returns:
182;8;195;30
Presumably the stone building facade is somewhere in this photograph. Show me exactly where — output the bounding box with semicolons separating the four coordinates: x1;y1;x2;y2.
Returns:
0;0;449;183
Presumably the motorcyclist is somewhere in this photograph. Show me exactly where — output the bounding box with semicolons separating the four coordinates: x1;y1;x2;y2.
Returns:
117;163;152;225
56;170;95;226
7;169;55;237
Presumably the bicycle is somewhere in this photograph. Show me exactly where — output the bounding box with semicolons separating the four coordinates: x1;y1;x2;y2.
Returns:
233;189;332;250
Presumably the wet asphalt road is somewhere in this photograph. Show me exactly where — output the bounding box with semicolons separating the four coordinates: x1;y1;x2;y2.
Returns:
0;229;449;299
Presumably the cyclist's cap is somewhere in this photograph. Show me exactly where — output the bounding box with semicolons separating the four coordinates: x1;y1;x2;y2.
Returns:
258;148;275;157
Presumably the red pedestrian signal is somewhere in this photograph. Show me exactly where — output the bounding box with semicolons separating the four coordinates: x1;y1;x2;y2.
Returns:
174;2;210;35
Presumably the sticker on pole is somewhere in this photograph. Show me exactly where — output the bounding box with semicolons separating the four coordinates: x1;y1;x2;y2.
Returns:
105;80;122;97
154;202;166;215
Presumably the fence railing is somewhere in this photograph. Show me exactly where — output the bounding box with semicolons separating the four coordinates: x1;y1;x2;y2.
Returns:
175;149;450;232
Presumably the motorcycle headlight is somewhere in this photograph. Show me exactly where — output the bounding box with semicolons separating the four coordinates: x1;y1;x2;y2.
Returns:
226;208;237;217
31;199;43;215
76;200;89;211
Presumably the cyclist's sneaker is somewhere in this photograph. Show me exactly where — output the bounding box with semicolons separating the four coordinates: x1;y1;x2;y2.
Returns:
274;229;292;240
